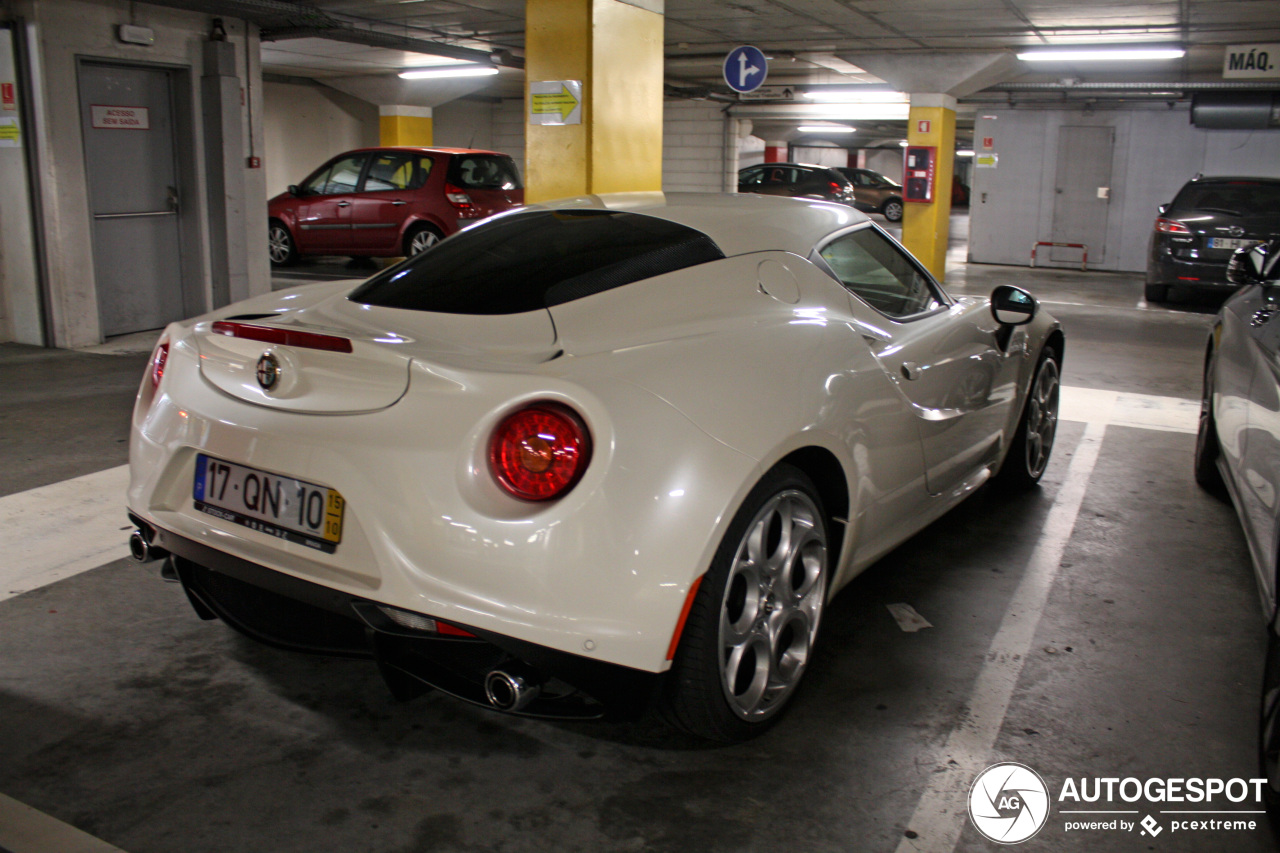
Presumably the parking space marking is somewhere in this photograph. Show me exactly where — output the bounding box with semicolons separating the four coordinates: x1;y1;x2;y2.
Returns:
1061;385;1197;433
895;422;1107;853
0;465;130;603
0;793;129;853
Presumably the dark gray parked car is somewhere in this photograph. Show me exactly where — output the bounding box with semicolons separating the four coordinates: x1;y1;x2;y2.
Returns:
737;163;856;207
1146;176;1280;303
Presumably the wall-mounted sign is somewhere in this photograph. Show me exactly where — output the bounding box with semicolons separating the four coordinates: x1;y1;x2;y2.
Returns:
917;119;932;134
723;45;768;94
982;136;994;150
1224;44;1280;79
90;104;150;129
529;81;582;126
976;153;998;169
737;85;795;102
1;83;15;112
0;117;20;148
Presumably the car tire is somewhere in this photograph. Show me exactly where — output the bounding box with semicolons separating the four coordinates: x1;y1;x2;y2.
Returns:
882;198;904;222
1144;282;1169;303
660;464;829;742
404;224;443;257
995;346;1060;491
1261;611;1280;839
268;221;297;267
1195;353;1229;498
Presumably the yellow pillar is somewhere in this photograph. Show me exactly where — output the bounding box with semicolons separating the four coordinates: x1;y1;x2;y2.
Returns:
379;106;433;147
524;0;664;203
900;94;956;282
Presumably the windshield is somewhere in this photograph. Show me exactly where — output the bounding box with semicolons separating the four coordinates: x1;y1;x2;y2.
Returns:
1172;181;1280;215
445;154;523;191
349;210;725;315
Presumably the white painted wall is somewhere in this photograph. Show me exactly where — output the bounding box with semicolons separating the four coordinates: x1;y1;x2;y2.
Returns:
263;81;376;197
662;99;725;192
865;148;904;183
969;106;1280;271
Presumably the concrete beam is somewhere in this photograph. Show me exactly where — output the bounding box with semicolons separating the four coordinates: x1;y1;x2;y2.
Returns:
836;51;1018;99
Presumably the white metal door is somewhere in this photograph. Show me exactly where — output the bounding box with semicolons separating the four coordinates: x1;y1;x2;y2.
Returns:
78;61;185;337
1051;125;1113;265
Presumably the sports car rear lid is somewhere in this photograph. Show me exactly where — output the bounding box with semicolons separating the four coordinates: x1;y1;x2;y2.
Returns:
348;209;725;315
194;294;558;413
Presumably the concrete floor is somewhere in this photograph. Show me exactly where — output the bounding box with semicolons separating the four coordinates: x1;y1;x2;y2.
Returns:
1;215;1274;852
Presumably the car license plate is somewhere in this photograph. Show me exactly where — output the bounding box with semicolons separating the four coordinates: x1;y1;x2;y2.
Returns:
193;454;344;553
1209;237;1259;250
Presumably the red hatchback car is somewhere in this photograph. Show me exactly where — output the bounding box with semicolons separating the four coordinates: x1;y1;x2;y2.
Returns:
267;147;524;265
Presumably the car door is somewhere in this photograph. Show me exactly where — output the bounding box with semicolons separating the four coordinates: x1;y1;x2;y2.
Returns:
816;224;1019;496
293;152;367;253
1230;284;1280;604
346;151;430;254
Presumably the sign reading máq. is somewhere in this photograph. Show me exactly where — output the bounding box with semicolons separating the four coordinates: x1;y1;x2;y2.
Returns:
1223;43;1280;79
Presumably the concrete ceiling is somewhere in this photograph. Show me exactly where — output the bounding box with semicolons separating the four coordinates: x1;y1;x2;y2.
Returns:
244;0;1280;147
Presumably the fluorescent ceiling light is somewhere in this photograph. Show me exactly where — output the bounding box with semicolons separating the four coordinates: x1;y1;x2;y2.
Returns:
399;65;499;79
798;125;856;133
956;150;975;157
1017;46;1185;62
898;140;908;147
803;89;908;103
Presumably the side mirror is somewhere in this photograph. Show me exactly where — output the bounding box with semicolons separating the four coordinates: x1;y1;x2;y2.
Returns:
990;285;1038;326
1228;240;1280;287
1157;203;1168;215
288;184;302;197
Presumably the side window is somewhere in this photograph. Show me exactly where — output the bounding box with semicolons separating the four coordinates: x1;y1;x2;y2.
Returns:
362;153;429;192
740;168;764;187
302;154;366;196
817;228;943;318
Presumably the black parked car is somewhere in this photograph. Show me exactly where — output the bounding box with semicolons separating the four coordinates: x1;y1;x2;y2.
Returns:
737;163;856;206
1146;176;1280;303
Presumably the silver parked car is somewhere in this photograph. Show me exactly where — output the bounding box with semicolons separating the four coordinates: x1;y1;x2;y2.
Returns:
1195;238;1280;823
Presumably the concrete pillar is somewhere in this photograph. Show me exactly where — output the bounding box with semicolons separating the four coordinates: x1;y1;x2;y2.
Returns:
901;93;956;282
524;0;664;203
764;141;787;163
202;40;250;309
380;105;433;146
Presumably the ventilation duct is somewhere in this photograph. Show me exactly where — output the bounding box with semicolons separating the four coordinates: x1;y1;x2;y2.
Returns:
1191;92;1280;129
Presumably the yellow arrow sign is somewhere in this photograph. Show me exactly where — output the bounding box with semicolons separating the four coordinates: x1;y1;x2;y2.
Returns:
531;84;580;122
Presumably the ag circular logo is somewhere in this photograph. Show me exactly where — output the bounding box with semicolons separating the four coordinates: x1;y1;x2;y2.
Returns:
969;762;1050;844
255;351;281;391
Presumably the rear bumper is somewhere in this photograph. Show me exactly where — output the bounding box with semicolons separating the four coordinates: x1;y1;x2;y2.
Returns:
1147;253;1238;289
144;520;661;720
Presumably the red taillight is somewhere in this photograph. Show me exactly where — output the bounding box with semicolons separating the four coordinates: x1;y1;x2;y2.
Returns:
489;403;591;501
829;181;842;194
1155;217;1190;234
149;340;170;390
445;183;473;210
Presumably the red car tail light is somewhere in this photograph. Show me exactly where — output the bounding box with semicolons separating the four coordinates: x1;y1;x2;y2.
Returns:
489;403;592;501
1155;218;1190;234
445;183;474;210
149;339;170;390
829;181;843;194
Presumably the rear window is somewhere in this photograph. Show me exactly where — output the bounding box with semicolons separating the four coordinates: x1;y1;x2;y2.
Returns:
348;209;725;315
446;154;523;190
1172;181;1280;214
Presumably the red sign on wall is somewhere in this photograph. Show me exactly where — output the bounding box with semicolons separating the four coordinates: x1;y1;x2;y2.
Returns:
1;83;15;112
982;136;994;150
917;119;932;134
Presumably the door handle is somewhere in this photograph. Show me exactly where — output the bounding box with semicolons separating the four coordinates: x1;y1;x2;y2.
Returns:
336;201;351;208
901;362;923;381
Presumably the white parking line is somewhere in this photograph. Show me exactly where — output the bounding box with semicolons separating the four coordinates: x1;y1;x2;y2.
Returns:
0;793;129;853
895;422;1107;852
1060;386;1197;434
0;465;131;603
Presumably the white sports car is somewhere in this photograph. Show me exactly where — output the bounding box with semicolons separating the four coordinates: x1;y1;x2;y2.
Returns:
127;193;1062;741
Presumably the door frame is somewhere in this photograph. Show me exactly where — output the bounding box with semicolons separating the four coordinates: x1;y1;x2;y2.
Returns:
75;55;204;338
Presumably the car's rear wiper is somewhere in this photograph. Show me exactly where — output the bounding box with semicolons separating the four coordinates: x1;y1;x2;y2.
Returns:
1198;207;1243;216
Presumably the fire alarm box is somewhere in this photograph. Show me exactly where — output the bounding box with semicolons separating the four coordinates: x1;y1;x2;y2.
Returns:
903;145;936;203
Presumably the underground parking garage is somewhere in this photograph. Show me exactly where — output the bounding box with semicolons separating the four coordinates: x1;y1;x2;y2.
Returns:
2;2;1280;852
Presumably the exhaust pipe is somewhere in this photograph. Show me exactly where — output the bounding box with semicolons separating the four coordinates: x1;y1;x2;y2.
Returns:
484;663;543;712
129;528;168;563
